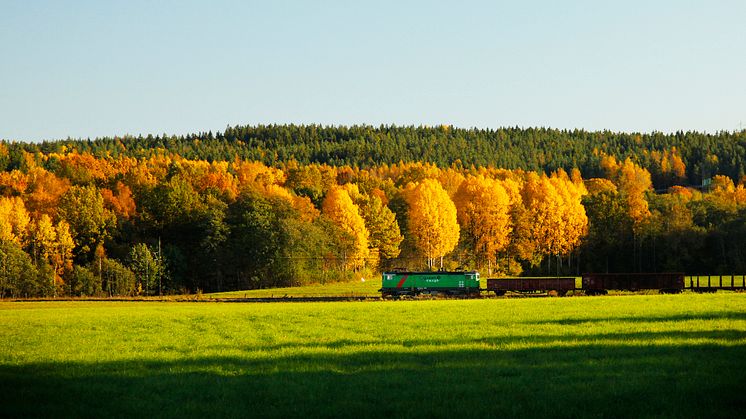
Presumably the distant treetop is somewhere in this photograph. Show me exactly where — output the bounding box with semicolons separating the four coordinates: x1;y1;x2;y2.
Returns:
2;124;745;189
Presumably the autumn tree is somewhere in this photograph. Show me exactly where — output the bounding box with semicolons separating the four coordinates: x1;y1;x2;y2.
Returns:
549;171;588;257
453;175;511;273
52;151;113;185
516;171;587;274
601;156;654;270
0;196;30;244
520;173;563;272
357;193;403;262
100;182;137;220
285;163;338;206
53;220;75;284
322;186;370;269
651;147;687;188
29;214;56;264
28;215;60;293
23;168;70;217
405;179;460;269
58;185;113;263
0;170;28;196
602;155;653;229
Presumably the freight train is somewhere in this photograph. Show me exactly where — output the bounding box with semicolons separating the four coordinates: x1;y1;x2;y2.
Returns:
380;271;690;297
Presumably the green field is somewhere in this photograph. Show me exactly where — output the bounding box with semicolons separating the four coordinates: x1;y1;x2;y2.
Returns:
2;294;746;418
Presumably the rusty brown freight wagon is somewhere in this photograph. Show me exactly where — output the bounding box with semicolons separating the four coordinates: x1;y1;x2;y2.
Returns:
486;277;576;296
581;273;684;295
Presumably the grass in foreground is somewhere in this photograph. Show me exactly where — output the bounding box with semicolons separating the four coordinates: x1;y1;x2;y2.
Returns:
1;294;745;418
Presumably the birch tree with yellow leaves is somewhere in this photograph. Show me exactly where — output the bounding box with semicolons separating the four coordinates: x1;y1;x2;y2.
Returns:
321;186;370;269
453;175;511;273
28;215;75;291
405;179;460;269
601;154;653;270
520;171;588;274
521;173;561;271
549;171;588;271
0;196;30;244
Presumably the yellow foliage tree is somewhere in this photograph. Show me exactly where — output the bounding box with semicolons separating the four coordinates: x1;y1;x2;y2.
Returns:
0;196;30;244
405;179;460;269
30;214;57;263
669;186;695;202
54;220;75;281
521;173;562;261
437;169;465;198
453;175;511;271
601;155;653;230
549;173;588;256
322;186;370;269
519;172;588;272
708;175;746;208
617;158;653;229
27;214;77;288
584;178;617;195
0;170;29;196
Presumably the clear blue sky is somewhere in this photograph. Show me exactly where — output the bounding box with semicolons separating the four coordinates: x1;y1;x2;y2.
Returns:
1;0;745;141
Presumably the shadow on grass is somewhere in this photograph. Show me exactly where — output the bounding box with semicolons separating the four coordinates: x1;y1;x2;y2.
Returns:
2;334;745;418
524;311;746;326
174;329;746;355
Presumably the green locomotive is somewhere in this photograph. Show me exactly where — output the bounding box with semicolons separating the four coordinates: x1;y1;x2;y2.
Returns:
380;270;480;297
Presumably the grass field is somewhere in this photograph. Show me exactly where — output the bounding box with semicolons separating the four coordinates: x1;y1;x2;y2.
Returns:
2;294;746;418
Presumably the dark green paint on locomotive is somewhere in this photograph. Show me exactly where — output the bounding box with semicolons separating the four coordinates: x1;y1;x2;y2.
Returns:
380;271;480;296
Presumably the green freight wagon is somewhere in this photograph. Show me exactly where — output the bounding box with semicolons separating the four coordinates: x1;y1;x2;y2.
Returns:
380;271;480;297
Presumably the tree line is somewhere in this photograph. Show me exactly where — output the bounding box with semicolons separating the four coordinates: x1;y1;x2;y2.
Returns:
0;132;745;298
2;124;745;189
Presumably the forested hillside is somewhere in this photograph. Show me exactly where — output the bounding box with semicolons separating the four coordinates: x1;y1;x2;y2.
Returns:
3;125;746;189
1;126;746;298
